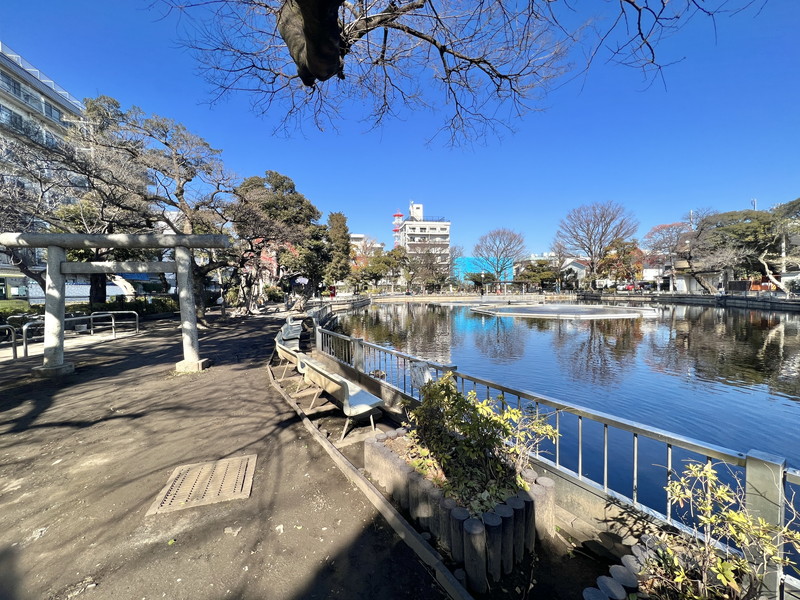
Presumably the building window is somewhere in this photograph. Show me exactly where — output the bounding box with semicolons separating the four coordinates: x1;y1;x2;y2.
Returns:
44;102;62;123
0;71;21;97
0;104;24;130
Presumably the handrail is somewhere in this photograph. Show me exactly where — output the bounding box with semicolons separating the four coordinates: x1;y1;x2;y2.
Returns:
0;325;17;360
445;368;746;465
21;311;140;357
90;311;139;339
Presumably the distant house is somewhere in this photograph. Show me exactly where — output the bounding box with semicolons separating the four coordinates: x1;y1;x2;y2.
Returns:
560;258;589;288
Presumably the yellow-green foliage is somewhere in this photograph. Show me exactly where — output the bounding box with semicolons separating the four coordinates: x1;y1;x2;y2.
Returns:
643;460;800;599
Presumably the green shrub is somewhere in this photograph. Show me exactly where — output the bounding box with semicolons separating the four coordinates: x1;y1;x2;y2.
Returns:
66;296;179;316
0;302;43;325
264;286;284;302
405;373;558;514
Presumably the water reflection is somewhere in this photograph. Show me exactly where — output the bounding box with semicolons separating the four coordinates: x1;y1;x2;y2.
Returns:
645;305;800;398
466;314;528;364
550;318;645;386
336;302;800;465
338;303;800;399
340;302;459;366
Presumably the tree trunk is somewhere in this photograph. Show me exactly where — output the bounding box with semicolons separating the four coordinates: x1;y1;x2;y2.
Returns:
109;275;137;297
757;251;788;294
192;264;209;326
89;273;107;308
690;272;717;294
2;248;46;291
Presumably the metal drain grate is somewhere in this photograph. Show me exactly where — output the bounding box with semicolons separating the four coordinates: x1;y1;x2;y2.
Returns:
146;455;256;515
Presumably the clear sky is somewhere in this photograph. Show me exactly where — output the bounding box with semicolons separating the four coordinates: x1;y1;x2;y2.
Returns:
1;1;798;254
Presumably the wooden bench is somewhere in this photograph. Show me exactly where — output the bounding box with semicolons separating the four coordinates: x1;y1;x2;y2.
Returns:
298;356;384;441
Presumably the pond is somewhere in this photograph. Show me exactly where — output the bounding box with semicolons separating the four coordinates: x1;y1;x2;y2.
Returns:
335;302;800;470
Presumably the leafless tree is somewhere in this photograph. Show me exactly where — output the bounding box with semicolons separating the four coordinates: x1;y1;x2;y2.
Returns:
642;222;692;257
642;222;691;291
407;241;450;289
554;200;638;287
156;0;758;141
473;228;527;283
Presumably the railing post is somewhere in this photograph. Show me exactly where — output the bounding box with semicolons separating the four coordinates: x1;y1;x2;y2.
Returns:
745;450;785;600
315;325;323;353
352;337;365;373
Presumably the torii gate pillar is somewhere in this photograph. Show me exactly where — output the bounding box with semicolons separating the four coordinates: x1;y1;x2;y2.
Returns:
35;245;74;377
174;245;208;372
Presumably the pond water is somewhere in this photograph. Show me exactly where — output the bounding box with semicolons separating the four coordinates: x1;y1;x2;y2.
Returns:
336;302;800;470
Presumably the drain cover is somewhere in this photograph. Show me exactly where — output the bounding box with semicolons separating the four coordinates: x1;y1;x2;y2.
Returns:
146;455;256;515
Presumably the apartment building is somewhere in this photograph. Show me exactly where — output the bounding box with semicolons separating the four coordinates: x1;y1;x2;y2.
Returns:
395;202;451;268
0;41;84;299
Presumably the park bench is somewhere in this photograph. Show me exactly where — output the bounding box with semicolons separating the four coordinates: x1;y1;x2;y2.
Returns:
274;341;300;380
277;321;303;351
298;356;384;441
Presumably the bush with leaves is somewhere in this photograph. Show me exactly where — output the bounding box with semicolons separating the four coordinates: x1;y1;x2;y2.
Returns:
642;460;800;599
405;373;558;515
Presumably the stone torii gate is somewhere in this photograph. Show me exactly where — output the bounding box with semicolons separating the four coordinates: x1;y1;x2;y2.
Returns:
0;233;230;377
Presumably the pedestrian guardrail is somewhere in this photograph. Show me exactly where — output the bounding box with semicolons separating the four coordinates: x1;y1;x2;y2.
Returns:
20;311;140;357
0;325;17;360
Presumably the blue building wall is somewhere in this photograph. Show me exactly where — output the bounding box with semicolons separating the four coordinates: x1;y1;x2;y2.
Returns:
453;257;513;281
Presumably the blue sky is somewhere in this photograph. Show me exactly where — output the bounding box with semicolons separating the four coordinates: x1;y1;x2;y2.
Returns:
1;1;798;254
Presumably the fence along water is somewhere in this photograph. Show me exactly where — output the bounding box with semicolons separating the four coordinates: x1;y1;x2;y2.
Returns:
313;321;800;597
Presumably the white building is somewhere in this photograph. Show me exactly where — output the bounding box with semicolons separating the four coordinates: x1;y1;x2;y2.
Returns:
350;234;385;258
395;202;451;267
0;41;84;300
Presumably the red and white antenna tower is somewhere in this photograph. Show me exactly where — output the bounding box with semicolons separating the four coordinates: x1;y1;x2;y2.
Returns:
392;211;403;247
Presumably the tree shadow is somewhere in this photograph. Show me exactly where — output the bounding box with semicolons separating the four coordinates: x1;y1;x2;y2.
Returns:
0;546;20;600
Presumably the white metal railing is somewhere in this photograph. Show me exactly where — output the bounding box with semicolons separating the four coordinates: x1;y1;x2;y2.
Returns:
0;325;17;359
21;311;139;357
316;324;800;594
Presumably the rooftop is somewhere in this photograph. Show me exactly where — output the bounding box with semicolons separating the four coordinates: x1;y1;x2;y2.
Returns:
0;40;84;114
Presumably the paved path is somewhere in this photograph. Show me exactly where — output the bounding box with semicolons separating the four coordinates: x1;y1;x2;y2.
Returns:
0;316;447;600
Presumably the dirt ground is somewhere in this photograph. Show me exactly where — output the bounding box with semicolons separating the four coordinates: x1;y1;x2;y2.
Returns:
1;313;615;600
0;315;446;600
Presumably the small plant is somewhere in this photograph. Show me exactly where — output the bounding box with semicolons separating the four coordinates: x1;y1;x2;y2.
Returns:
404;373;558;515
641;460;800;600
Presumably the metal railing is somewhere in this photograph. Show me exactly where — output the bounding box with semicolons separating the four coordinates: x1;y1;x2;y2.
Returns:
21;311;140;357
317;327;455;399
315;324;800;595
0;325;17;360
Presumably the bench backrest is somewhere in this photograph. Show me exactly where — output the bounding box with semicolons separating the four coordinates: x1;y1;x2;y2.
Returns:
300;358;345;400
275;342;298;365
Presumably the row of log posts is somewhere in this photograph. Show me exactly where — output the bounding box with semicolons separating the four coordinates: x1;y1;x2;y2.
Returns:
364;430;557;595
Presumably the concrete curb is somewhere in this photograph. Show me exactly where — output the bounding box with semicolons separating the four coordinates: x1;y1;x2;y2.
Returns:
267;360;473;600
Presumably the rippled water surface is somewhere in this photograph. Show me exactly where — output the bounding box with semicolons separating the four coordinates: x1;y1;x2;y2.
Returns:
336;302;800;468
